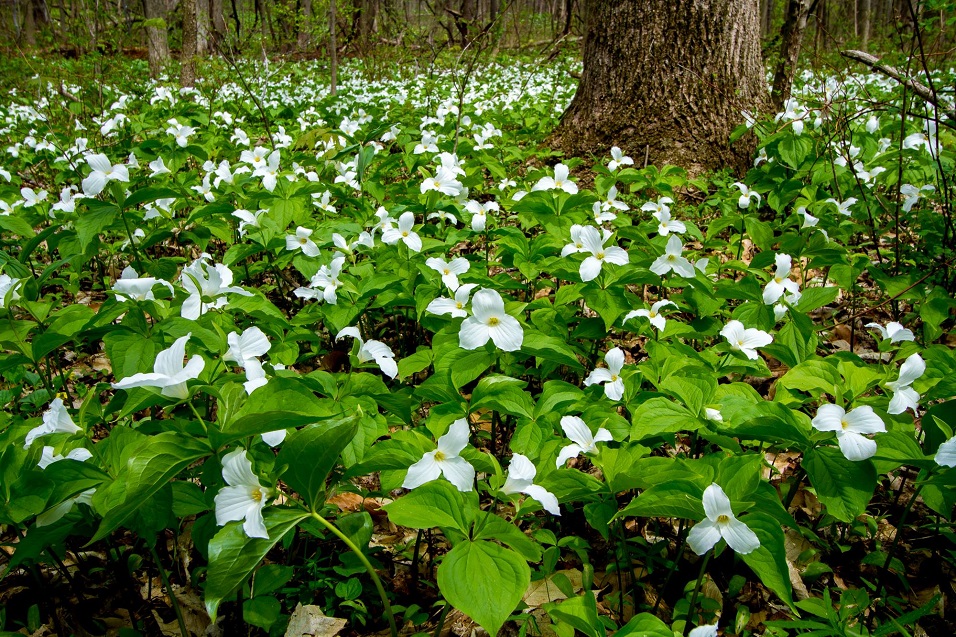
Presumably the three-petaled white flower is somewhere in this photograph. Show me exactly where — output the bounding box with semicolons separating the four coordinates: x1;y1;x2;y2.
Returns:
381;212;422;252
935;436;956;467
458;288;524;352
112;266;174;302
886;353;925;415
253;150;281;192
650;235;696;278
21;187;48;208
607;147;633;172
733;182;761;209
825;197;857;216
720;320;773;360
532;163;578;194
641;196;674;217
573;226;629;282
624;300;677;332
687;483;760;555
294;255;346;305
24;398;82;449
465;199;499;232
214;448;271;539
556;416;613;468
865;321;914;343
336;326;398;379
149;156;171;177
653;206;686;236
426;283;477;319
501;454;560;515
426;256;470;289
584;347;626;401
111;333;205;399
812;404;886;461
420;166;463;197
403;418;476;492
232;209;265;237
225;327;272;394
763;254;801;305
82;153;130;196
179;255;252;320
286;227;320;257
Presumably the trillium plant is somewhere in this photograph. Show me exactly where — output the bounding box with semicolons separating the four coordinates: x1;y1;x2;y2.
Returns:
0;52;954;637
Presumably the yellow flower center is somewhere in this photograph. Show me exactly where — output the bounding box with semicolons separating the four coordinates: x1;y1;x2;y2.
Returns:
488;317;500;326
299;237;307;244
456;301;463;309
667;255;676;261
402;231;409;237
596;252;605;260
250;488;263;502
737;339;745;347
443;269;450;275
841;419;849;430
610;374;618;381
717;514;729;524
434;450;446;462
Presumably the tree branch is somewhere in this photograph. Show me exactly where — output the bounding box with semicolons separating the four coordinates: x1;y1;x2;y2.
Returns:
840;49;956;129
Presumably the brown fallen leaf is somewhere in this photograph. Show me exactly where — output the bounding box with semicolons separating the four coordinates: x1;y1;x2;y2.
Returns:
523;569;583;607
284;604;347;637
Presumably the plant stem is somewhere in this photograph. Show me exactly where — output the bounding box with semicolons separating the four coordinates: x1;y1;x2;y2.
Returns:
310;510;399;637
683;551;712;636
149;543;188;637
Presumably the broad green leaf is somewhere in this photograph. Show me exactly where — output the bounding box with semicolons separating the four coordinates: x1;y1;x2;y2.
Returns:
76;201;120;251
521;329;584;369
382;480;469;533
613;482;705;521
470;375;534;419
660;373;716;416
615;612;672;637
91;432;210;542
437;540;531;637
205;508;308;620
740;512;794;609
546;592;605;637
778;359;842;397
472;511;543;562
631;397;702;440
275;415;359;511
124;186;181;209
803;447;877;522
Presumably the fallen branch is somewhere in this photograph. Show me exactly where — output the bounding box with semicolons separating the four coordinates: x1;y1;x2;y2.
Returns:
841;49;956;129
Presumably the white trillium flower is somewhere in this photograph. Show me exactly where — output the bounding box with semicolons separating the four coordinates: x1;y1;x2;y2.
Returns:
576;226;629;282
458;288;523;352
733;182;761;209
556;416;613;468
562;224;610;257
0;274;24;308
812;404;886;461
687;483;760;555
111;333;205;400
532;163;578;194
225;327;271;394
232;209;265;237
602;185;629;212
865;321;915;343
148;156;171;177
336;326;398;379
420;166;463;197
886;353;925;415
465;199;499;232
82;153;130;196
179;255;252;320
24;398;82;448
112;266;174;302
825;197;857;216
934;436;956;467
592;200;617;224
426;283;477;319
381;212;422;252
502;454;560;515
607;146;633;172
763;254;801;305
21;187;48;208
624;299;677;332
214;448;271;539
38;445;93;469
653;206;686;236
584;347;626;401
641;196;674;217
403;418;476;492
650;235;696;278
286;226;321;257
426;256;470;289
295;256;346;305
900;184;934;212
688;624;719;637
796;206;819;228
720;320;773;360
253;150;281;192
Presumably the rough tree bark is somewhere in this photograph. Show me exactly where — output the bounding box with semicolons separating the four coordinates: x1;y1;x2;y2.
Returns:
771;0;814;110
143;0;169;77
550;0;768;175
297;0;312;51
180;0;198;87
209;0;226;47
195;0;210;54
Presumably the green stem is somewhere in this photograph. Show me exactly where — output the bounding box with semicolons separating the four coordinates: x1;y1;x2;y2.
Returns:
683;551;712;636
310;511;399;637
149;543;189;637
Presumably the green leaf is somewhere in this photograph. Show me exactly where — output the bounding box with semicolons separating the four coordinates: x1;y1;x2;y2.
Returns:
740;512;794;609
470;375;534;419
616;612;672;637
546;592;605;637
803;447;877;522
437;540;531;637
795;287;840;313
472;511;543;562
205;508;308;620
0;213;36;238
90;432;210;542
631;397;702;440
76;202;119;251
397;347;433;380
275;415;359;511
660;373;716;416
104;330;157;381
382;480;469;533
521;329;584;369
613;482;705;521
778;359;842;397
124;187;181;209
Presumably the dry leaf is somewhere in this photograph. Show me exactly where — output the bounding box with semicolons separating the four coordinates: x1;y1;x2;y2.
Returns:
284;604;347;637
523;569;583;607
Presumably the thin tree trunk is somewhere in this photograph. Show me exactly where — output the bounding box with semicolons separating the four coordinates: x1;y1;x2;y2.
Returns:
229;0;240;37
209;0;225;45
24;0;37;45
860;0;870;48
329;0;337;95
771;0;813;109
195;0;209;53
551;0;767;174
180;0;197;86
143;0;169;77
298;0;312;50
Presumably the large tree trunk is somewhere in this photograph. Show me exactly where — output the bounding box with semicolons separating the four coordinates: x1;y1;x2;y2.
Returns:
551;0;767;175
209;0;225;46
180;0;197;86
195;0;210;53
143;0;169;77
771;0;813;110
297;0;312;51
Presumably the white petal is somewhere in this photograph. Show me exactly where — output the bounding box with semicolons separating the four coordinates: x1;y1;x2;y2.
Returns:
215;485;256;525
439;456;476;492
403;452;443;489
507;454;537;481
522;484;561;515
687;519;722;555
935;437;956;467
242;499;269;539
488;315;523;352
720;518;760;554
812;404;846;433
458;317;490;350
437;418;470;456
843;406;886;435
702;483;733;520
579;256;603;282
837;431;878;461
555;443;584;468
